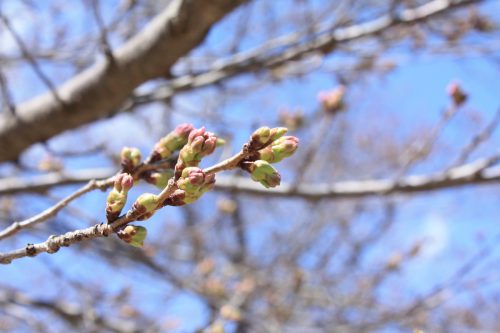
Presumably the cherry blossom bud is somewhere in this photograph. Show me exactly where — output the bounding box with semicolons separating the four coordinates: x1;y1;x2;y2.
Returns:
317;86;345;113
176;127;217;177
447;81;467;106
112;173;134;192
258;136;299;164
117;225;148;248
178;167;205;190
177;167;216;204
248;160;281;188
106;173;134;222
129;193;159;221
120;147;142;173
270;127;288;142
150;123;194;162
249;127;288;150
251;127;271;146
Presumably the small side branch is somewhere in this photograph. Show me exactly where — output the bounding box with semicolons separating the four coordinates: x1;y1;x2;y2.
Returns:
0;223;112;264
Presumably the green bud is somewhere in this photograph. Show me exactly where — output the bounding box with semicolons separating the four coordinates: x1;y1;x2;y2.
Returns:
150;123;194;162
106;190;127;221
258;136;299;163
251;127;271;145
216;138;226;147
249;127;289;150
121;147;142;173
106;173;134;222
269;127;288;141
118;225;148;248
129;193;159;220
183;192;203;204
249;160;281;188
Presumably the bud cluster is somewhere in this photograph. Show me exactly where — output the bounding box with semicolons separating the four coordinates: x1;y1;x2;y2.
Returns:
248;126;287;151
105;124;297;249
166;167;216;205
242;127;299;188
106;173;134;222
175;127;217;178
149;123;194;162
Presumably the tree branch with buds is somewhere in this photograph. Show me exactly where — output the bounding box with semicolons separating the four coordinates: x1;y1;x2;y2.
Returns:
0;125;299;264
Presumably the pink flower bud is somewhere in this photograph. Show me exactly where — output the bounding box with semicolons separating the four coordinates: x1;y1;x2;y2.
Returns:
174;123;195;137
176;127;219;177
188;127;206;144
446;81;467;106
317;86;346;113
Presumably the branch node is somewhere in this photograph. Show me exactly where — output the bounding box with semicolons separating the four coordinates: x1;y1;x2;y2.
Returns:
25;243;37;257
101;223;111;237
46;235;60;253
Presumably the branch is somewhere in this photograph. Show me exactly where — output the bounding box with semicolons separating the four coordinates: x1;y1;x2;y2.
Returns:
0;160;173;241
0;180;106;241
1;154;498;200
0;0;248;163
133;0;484;105
0;136;269;264
0;289;144;332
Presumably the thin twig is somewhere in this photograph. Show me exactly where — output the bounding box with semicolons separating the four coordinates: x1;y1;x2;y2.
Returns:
90;0;116;64
0;179;107;241
395;105;460;178
133;0;483;107
204;150;248;175
0;13;64;105
451;108;500;167
293;112;337;186
0;160;173;241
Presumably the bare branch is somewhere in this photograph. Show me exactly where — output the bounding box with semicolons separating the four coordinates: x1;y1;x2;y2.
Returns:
0;13;63;104
451;108;500;167
0;288;145;332
1;153;498;201
0;180;106;241
0;160;174;241
134;0;484;106
0;138;277;263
